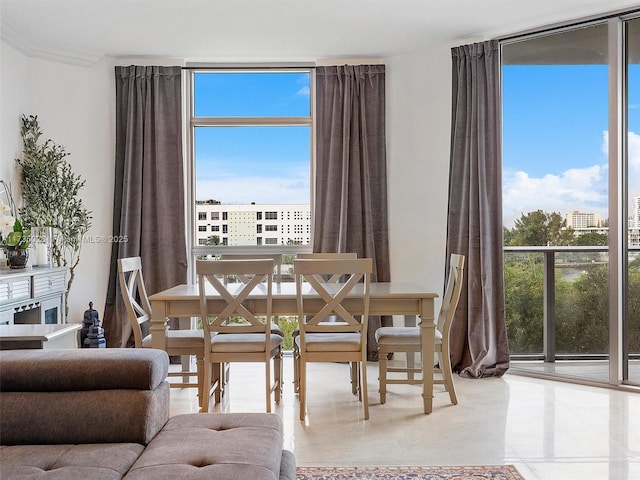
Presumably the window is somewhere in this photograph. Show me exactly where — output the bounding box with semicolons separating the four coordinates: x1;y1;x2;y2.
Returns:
211;212;219;220
198;225;207;232
265;225;278;232
190;70;312;255
501;15;640;386
212;225;220;232
198;212;207;220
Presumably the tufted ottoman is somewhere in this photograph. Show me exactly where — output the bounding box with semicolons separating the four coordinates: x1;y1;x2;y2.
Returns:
124;413;296;480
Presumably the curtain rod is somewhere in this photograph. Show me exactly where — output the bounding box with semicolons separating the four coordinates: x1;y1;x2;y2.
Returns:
182;65;316;70
498;6;640;43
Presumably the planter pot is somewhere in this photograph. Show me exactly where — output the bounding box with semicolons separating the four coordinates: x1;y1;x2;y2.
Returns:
6;249;29;269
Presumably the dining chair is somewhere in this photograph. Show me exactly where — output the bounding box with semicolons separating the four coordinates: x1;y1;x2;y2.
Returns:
294;257;372;420
196;259;283;413
219;253;283;284
117;256;205;406
292;252;358;393
218;253;285;387
375;254;465;405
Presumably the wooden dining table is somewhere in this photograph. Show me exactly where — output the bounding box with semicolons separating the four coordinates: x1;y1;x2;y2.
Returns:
149;281;438;413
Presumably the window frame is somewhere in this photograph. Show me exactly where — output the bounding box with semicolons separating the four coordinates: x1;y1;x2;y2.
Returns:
186;67;315;262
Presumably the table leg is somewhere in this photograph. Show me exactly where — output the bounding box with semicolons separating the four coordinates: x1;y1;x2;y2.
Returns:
419;301;435;414
404;314;417;380
150;299;169;351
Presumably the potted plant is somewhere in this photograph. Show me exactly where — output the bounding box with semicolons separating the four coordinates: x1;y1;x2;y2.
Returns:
16;115;91;313
0;180;31;268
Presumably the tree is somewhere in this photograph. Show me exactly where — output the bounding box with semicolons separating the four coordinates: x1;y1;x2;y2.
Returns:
205;235;220;245
574;232;608;246
16;115;92;317
505;210;575;246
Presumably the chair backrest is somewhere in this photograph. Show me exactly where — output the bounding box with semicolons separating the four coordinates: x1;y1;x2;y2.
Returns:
117;256;151;348
296;253;357;283
437;254;465;339
196;259;274;339
294;258;372;339
219;254;283;283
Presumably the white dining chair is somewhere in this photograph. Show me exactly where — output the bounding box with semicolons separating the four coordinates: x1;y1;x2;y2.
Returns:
292;252;358;393
375;254;465;405
197;259;283;413
294;257;372;420
117;256;205;406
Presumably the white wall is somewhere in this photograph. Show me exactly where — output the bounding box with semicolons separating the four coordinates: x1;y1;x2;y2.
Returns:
386;46;452;302
1;39;455;327
1;41;29;186
1;40;115;324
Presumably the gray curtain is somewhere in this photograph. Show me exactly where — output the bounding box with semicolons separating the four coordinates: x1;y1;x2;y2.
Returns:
314;65;390;360
103;66;187;348
447;41;510;377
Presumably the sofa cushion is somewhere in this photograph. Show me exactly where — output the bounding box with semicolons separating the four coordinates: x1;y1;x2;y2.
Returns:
0;443;144;480
123;413;285;480
0;349;169;392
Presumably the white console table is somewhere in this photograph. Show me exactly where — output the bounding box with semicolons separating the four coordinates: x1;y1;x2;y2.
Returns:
0;266;68;325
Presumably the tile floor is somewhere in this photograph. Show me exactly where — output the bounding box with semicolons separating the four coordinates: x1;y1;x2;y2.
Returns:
168;355;640;480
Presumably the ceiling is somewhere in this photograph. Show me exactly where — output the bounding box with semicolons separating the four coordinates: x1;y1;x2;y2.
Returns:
1;0;639;66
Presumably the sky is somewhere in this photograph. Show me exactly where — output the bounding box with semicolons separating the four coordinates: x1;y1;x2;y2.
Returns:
502;64;640;228
194;72;311;205
192;66;640;227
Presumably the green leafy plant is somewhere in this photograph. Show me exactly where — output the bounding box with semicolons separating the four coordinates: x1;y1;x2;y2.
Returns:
16;115;92;315
0;180;30;250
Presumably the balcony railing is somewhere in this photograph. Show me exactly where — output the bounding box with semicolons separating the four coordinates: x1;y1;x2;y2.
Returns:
504;245;640;364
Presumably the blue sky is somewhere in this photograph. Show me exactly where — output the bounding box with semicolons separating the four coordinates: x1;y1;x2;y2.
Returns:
192;67;640;225
502;64;640;227
194;72;311;204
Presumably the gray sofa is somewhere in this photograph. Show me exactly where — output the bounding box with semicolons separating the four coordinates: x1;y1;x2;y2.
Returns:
0;348;296;480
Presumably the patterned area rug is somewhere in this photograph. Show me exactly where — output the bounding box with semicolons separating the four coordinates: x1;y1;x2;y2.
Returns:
296;465;525;480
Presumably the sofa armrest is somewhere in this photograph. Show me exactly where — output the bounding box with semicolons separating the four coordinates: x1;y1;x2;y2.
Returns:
0;349;170;445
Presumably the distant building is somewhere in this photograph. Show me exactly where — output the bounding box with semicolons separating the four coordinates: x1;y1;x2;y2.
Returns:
566;211;602;229
195;201;311;246
632;196;640;229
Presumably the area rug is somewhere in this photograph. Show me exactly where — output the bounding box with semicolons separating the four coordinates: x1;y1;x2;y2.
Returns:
296;465;525;480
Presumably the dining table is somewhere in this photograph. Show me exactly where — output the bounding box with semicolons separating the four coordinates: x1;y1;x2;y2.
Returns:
149;281;438;414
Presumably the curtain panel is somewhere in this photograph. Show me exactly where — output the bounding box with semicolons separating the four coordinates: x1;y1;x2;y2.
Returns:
447;41;510;377
314;65;391;360
103;65;187;348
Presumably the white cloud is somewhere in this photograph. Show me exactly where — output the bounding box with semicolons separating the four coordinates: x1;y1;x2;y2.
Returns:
503;130;640;228
197;176;309;205
296;86;310;96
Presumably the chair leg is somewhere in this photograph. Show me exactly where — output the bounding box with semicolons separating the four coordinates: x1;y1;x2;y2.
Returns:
360;357;369;420
265;355;272;413
201;361;211;413
378;347;387;404
299;359;307;421
275;350;283;403
196;355;204;408
293;344;300;394
350;362;358;396
439;350;458;405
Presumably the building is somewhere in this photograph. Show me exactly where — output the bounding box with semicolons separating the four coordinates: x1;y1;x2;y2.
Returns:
632;196;640;228
195;201;311;247
566;210;602;229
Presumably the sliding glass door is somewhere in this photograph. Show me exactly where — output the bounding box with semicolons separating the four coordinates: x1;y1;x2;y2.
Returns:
625;17;640;383
501;14;640;387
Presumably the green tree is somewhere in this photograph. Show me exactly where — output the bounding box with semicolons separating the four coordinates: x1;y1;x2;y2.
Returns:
574;232;608;246
505;210;575;246
205;235;220;245
16;115;92;316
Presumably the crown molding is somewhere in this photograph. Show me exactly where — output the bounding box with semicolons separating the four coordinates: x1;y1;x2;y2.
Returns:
1;17;102;67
